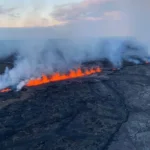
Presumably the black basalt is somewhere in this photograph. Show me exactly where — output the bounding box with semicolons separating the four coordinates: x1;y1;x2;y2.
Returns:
0;64;150;150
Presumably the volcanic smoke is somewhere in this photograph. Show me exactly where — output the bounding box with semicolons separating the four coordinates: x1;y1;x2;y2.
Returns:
0;38;149;93
0;66;101;93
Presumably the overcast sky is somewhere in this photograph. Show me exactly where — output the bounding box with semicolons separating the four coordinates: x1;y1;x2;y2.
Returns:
0;0;149;41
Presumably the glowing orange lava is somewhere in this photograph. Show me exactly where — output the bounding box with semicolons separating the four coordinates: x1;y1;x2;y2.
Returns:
0;88;11;93
0;67;102;93
26;67;102;87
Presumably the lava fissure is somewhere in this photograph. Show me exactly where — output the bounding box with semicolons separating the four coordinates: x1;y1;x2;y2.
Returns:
0;67;102;93
0;88;11;93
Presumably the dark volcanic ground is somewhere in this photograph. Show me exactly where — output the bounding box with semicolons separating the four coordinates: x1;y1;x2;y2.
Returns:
0;63;150;150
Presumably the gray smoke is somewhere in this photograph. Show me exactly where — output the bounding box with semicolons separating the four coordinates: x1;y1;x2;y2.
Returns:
0;37;149;91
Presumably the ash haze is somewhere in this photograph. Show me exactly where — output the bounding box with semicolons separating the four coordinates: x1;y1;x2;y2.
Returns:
0;0;150;90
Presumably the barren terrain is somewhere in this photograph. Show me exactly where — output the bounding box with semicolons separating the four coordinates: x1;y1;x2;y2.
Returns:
0;61;150;150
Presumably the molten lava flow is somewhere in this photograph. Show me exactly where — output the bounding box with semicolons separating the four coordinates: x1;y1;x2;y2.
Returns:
0;88;11;93
0;67;102;93
26;67;102;87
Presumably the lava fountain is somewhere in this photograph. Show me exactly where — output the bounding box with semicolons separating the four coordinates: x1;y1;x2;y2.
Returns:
0;67;102;93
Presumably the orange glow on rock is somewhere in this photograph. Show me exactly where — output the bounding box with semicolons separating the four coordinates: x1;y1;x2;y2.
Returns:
0;88;11;93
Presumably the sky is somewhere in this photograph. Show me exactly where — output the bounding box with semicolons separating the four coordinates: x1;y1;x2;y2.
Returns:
0;0;82;27
0;0;150;41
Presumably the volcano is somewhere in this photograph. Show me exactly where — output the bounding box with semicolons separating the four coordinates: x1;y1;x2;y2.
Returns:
0;56;150;150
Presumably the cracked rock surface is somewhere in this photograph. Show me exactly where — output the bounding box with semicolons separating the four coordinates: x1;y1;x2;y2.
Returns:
0;64;150;150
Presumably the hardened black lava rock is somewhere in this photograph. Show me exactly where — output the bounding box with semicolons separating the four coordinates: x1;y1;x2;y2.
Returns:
0;64;150;150
0;53;16;74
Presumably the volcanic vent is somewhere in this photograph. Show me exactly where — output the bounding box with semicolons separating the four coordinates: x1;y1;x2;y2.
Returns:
0;64;102;93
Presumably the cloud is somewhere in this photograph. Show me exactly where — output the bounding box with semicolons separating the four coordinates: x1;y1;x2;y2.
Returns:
103;10;125;20
51;0;122;22
0;0;130;37
48;0;130;37
0;5;17;16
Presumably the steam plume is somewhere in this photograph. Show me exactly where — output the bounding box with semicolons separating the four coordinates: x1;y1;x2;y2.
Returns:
0;37;149;91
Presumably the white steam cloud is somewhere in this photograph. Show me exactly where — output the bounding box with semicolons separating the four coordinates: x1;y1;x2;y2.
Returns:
0;37;149;91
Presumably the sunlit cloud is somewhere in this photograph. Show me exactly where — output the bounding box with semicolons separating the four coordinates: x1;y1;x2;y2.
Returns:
0;0;125;28
51;0;120;22
0;17;64;28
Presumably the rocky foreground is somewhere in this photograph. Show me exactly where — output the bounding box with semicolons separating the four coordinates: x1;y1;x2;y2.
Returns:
0;64;150;150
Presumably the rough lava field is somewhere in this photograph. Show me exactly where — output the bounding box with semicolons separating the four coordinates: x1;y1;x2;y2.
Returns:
0;58;150;150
